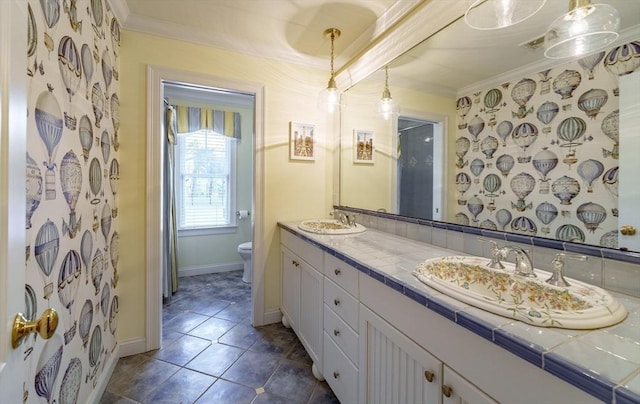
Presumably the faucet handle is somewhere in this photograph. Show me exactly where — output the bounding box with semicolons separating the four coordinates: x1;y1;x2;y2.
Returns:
545;253;586;287
477;238;504;269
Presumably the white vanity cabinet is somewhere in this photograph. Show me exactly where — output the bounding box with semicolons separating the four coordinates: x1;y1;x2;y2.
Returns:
280;230;324;379
442;366;497;404
323;254;360;404
359;304;443;404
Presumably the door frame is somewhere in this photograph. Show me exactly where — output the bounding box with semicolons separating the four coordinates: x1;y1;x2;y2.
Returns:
146;65;265;350
0;0;27;400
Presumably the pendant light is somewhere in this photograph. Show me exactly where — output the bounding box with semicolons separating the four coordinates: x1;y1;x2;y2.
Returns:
464;0;546;30
318;28;342;113
544;0;620;59
378;66;399;120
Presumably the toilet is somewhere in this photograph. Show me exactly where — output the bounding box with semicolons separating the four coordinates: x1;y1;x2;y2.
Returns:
237;242;252;283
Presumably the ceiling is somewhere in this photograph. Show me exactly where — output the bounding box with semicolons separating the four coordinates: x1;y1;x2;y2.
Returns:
381;0;640;96
111;0;640;96
111;0;421;70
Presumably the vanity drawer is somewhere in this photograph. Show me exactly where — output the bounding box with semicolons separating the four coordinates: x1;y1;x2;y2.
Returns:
324;331;358;404
324;277;358;330
280;229;323;269
324;304;358;365
324;253;359;298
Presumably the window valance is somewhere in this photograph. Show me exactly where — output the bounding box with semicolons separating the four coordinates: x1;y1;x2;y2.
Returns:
173;105;241;139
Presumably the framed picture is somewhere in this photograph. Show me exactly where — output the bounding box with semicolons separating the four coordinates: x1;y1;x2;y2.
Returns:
354;129;374;163
289;122;315;161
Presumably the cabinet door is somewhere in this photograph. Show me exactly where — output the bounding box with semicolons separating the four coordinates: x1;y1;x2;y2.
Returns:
281;247;300;330
299;261;324;371
359;305;442;404
442;366;498;404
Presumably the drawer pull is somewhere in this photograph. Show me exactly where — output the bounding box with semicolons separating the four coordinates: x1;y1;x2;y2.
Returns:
334;268;341;276
292;260;299;267
333;329;340;336
333;298;340;306
442;385;453;398
333;371;340;379
424;371;434;383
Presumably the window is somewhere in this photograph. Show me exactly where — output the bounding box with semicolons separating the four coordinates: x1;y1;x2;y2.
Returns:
175;129;236;231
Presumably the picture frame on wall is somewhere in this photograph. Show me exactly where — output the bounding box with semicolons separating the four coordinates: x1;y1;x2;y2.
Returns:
354;129;374;164
289;122;315;161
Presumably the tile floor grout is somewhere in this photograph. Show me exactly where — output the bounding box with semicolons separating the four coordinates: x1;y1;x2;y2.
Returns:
100;270;339;404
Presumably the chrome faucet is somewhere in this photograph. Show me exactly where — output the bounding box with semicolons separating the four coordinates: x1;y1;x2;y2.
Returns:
495;246;536;278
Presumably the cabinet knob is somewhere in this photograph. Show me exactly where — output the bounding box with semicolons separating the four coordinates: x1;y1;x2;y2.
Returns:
424;370;434;383
333;328;340;336
334;298;340;306
333;371;340;379
442;385;453;398
334;268;341;276
292;260;299;267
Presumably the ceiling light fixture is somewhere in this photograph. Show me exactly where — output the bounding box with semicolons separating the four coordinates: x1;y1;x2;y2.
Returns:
318;28;342;113
464;0;547;30
378;66;399;120
544;0;620;59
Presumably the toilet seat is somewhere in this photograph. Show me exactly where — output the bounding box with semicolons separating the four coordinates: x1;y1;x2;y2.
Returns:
238;241;252;251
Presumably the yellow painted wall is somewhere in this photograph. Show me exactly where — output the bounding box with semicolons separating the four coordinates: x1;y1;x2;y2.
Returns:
340;77;457;216
119;31;336;342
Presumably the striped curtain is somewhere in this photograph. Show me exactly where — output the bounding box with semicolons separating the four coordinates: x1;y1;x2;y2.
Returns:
174;105;241;138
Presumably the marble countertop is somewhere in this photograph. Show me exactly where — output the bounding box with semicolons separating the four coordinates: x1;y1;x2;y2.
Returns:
279;222;640;404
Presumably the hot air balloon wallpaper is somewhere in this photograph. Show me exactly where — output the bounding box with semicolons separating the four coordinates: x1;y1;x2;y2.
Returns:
496;120;513;146
35;90;63;200
553;70;581;99
495;209;512;231
532;148;558;194
40;0;61;53
26;153;43;229
455;172;472;205
469;158;485;183
535;202;558;235
87;326;102;384
556;116;586;167
25;1;120;402
35;333;64;403
496;154;515;177
577;202;607;233
552;176;580;205
536;101;558;135
467;196;484;225
58;36;82;102
467;115;485;152
577;89;608;120
510;172;535;211
577;159;605;193
578;51;605;80
35;219;59;298
512;122;538;163
456;96;472;129
60;150;82;238
455;137;470;168
601;109;619;159
604;41;640;95
511;78;536;119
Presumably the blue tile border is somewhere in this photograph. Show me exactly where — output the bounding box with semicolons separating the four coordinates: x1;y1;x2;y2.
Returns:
335;205;640;265
278;221;634;403
544;352;615;403
615;386;640;404
494;328;544;368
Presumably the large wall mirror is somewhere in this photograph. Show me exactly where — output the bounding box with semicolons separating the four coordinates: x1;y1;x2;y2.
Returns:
339;0;640;252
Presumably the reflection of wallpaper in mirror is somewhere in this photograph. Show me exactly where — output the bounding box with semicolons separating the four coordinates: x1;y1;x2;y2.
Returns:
455;39;640;248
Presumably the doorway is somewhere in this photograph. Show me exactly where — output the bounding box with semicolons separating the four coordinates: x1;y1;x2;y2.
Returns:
147;66;265;351
396;116;444;221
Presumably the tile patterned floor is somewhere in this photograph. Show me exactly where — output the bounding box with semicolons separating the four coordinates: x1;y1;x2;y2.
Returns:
100;271;340;404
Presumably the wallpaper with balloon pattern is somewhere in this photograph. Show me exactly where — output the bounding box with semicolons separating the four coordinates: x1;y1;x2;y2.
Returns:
455;39;640;248
25;0;119;402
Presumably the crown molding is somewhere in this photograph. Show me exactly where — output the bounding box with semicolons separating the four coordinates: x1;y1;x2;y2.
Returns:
457;25;640;96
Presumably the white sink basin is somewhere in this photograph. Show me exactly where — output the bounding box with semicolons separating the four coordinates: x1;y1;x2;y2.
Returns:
413;256;627;329
298;219;367;235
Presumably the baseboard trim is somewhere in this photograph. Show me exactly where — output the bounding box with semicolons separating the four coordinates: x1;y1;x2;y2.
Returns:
178;262;243;278
88;344;120;404
118;337;147;357
262;308;282;326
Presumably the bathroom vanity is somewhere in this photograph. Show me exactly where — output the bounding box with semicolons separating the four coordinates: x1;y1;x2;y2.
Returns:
279;221;640;404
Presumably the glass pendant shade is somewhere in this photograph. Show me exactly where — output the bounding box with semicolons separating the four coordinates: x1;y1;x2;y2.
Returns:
464;0;546;30
319;28;342;113
378;66;399;120
544;1;620;59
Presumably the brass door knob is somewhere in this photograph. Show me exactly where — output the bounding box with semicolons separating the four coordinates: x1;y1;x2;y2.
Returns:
12;308;58;349
442;385;453;398
620;225;637;236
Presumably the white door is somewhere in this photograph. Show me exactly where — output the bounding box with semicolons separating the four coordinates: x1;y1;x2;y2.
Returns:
0;0;28;401
618;71;640;251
